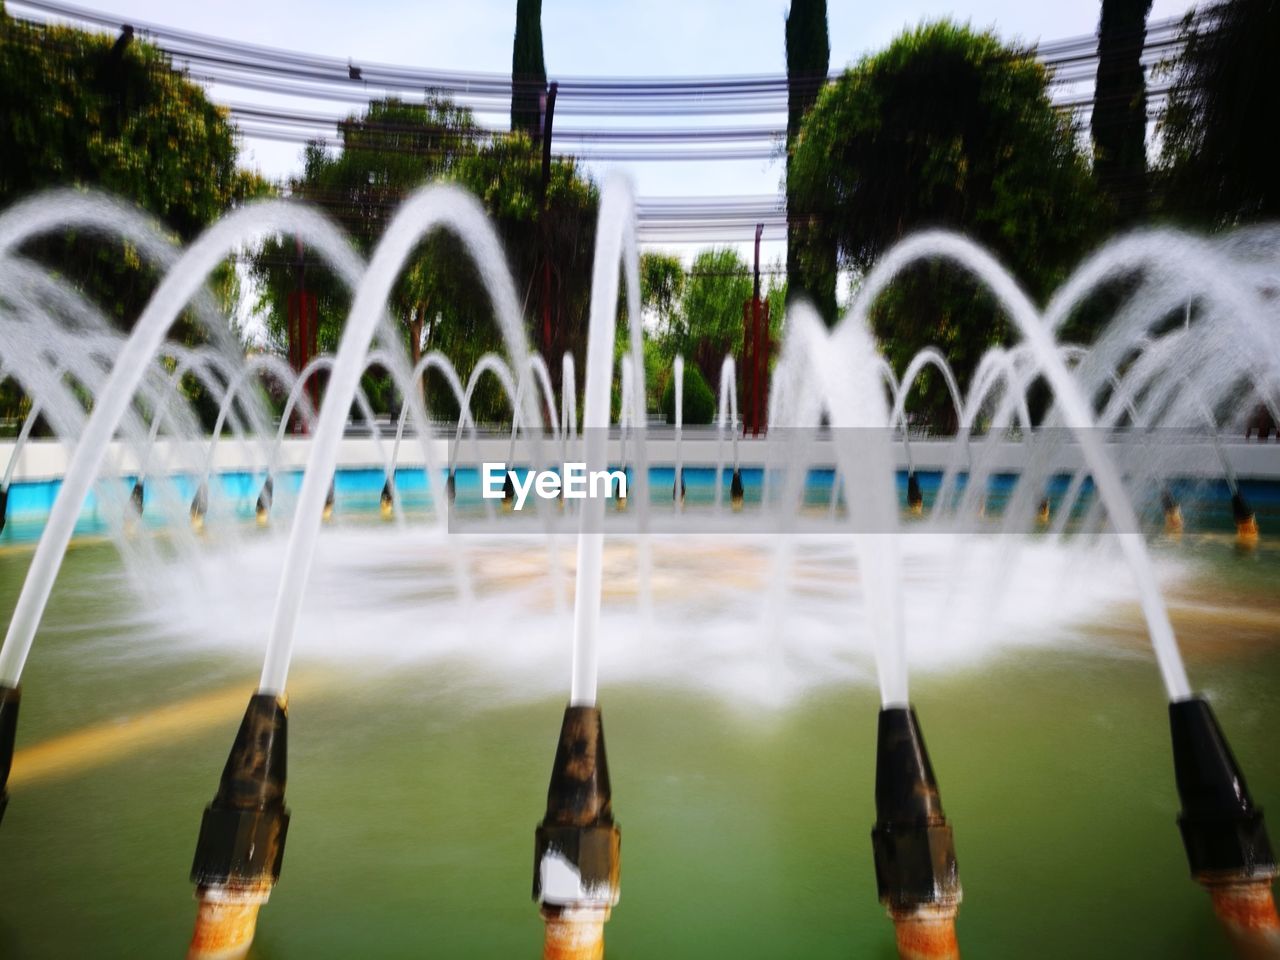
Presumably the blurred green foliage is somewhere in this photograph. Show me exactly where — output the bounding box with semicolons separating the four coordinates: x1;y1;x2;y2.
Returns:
791;21;1104;427
660;361;716;425
249;97;598;421
1157;0;1280;227
0;7;257;421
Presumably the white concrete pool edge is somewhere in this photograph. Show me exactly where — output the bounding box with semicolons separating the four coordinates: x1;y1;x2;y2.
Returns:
1;434;1279;482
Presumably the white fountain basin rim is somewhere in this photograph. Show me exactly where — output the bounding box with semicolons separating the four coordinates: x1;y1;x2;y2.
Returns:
1;435;1279;483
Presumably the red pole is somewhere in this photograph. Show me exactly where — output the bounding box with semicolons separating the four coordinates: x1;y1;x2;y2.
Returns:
752;223;764;436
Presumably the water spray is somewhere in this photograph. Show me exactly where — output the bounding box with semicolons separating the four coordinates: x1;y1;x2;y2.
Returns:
534;706;621;960
1169;697;1279;955
0;685;18;824
188;693;289;960
255;476;273;527
531;176;639;960
871;706;961;960
906;472;924;517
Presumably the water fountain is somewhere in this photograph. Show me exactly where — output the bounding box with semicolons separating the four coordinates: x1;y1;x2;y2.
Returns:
0;176;1274;959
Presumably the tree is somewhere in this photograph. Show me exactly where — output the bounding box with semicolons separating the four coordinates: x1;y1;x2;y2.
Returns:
511;0;547;141
1092;0;1154;222
660;362;716;425
251;96;480;368
790;21;1103;425
250;97;598;421
0;8;246;327
1158;0;1280;227
639;252;685;339
785;0;837;322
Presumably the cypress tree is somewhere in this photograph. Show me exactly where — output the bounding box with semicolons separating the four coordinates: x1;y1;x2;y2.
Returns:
511;0;547;141
785;0;837;322
1092;0;1153;222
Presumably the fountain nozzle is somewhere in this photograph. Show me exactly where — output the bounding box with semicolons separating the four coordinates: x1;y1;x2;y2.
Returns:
730;469;744;511
1036;497;1050;526
613;476;626;512
190;484;209;533
907;473;924;517
380;477;394;520
0;685;19;825
534;705;621;960
1162;489;1184;537
1170;696;1278;955
503;472;516;513
871;706;961;960
188;693;290;960
323;479;335;523
1232;493;1259;546
255;477;273;527
0;485;9;535
130;480;145;517
674;469;685;505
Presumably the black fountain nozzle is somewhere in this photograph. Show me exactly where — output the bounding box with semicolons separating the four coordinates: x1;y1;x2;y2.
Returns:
1162;487;1184;536
446;471;457;503
533;705;621;906
1169;696;1276;885
730;468;745;508
190;482;209;521
871;706;961;912
190;693;290;891
380;476;395;509
502;472;516;511
613;474;627;511
256;476;274;524
906;472;923;514
323;478;336;521
130;479;145;516
674;469;685;503
0;485;9;535
1232;492;1255;526
0;685;19;825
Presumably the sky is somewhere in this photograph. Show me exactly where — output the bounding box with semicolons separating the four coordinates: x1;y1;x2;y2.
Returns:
15;0;1195;268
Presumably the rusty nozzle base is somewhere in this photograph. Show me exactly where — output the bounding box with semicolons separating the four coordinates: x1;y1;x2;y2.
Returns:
891;902;961;960
0;684;19;825
188;884;270;960
730;469;745;511
871;706;961;944
1206;879;1280;959
541;904;610;960
534;706;621;955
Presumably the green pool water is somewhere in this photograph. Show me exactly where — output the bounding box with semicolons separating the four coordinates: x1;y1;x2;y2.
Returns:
0;532;1276;959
